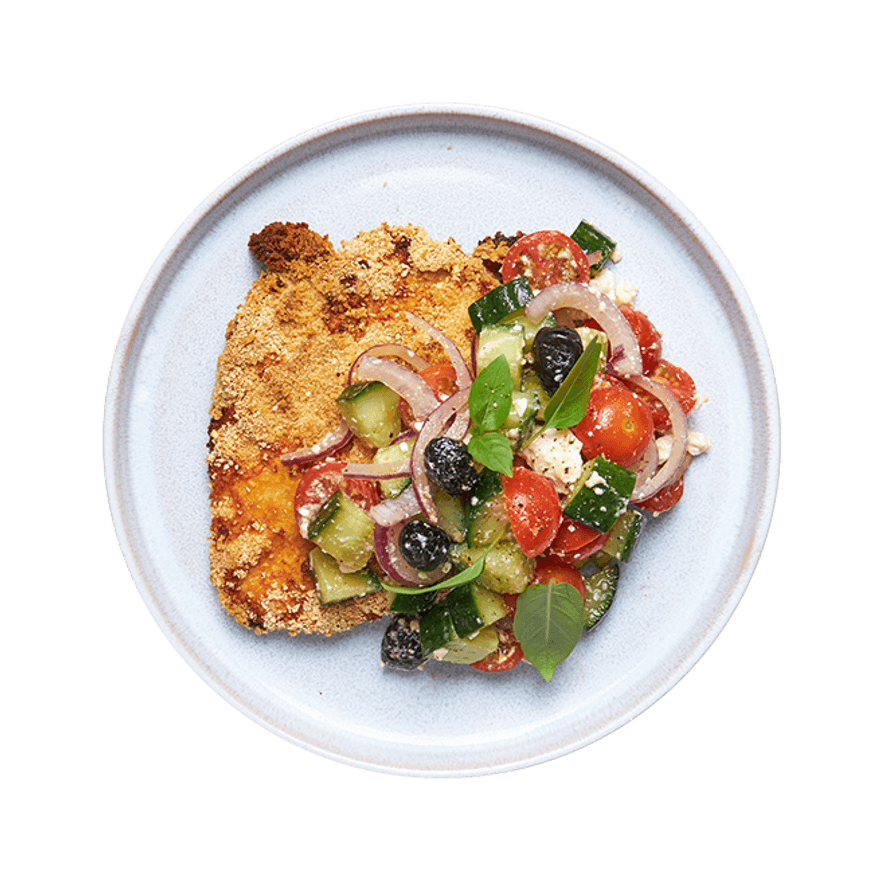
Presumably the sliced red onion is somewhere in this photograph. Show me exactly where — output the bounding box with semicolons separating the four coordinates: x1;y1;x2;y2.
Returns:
406;312;473;390
626;375;688;502
411;389;471;524
632;438;659;494
523;281;643;377
354;355;438;420
347;344;430;383
373;522;448;589
369;485;421;527
342;455;412;481
280;422;353;466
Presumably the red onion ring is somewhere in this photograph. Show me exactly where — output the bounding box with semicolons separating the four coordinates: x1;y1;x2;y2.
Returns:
632;438;659;494
625;375;688;501
369;485;421;527
354;355;439;420
347;344;430;383
342;456;412;481
279;423;353;466
523;281;643;377
411;388;471;524
373;522;448;589
406;312;473;390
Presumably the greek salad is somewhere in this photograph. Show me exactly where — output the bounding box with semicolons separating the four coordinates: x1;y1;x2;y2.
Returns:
283;222;708;681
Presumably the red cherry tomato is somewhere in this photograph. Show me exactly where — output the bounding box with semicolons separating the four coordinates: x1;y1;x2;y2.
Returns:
635;475;685;513
619;306;662;374
293;460;380;537
501;230;592;290
470;626;524;672
634;359;698;432
533;555;586;603
550;516;603;556
501;467;562;558
572;376;655;468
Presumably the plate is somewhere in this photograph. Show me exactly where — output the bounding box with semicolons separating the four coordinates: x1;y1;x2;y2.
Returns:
104;104;779;776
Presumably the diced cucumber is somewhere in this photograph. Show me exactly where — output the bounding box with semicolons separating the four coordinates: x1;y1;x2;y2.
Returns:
433;487;466;542
372;442;412;498
500;308;558;353
570;220;617;276
466;491;512;547
418;603;457;656
583;563;619;630
388;588;438;614
308;548;382;606
574;327;609;372
453;541;536;594
521;369;551;420
600;509;643;562
439;625;499;664
476;324;525;389
563;457;637;534
307;490;375;571
468;276;534;333
336;381;401;448
445;583;507;637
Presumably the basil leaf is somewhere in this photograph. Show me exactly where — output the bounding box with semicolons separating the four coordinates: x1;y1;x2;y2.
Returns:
522;339;600;449
382;542;497;594
513;580;585;681
467;431;514;477
468;354;513;432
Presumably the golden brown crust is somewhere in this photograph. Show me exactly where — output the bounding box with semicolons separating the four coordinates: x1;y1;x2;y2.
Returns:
208;223;498;636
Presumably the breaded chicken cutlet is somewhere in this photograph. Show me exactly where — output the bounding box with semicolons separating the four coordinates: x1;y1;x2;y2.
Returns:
207;222;506;635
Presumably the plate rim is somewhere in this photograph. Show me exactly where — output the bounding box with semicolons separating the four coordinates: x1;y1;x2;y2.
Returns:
104;102;781;776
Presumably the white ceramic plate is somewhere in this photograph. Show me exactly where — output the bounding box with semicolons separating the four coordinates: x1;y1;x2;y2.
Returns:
104;104;779;776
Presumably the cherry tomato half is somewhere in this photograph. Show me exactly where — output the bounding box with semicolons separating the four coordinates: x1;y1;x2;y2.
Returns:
501;467;562;558
619;306;662;374
635;475;685;513
572;375;655;468
633;359;698;432
550;516;603;556
399;362;458;425
501;230;592;290
470;625;524;672
293;460;380;537
533;555;586;603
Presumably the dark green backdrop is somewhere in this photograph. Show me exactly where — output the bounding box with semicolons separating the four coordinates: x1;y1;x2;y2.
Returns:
0;0;877;880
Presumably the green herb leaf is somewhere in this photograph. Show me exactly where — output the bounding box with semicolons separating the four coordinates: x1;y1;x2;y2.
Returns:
468;354;513;432
467;431;514;477
513;580;585;681
382;542;497;594
522;339;601;449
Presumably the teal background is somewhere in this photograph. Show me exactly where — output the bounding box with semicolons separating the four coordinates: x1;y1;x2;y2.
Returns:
5;2;873;877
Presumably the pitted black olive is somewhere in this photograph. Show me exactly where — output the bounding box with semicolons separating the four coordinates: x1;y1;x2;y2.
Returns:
533;326;584;396
399;520;451;571
380;614;424;670
423;436;480;496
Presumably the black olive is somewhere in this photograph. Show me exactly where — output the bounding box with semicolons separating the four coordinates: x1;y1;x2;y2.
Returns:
380;614;424;670
533;326;584;396
399;520;451;571
423;436;480;496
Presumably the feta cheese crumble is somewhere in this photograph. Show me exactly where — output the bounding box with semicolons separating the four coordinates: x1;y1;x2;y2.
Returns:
520;428;584;493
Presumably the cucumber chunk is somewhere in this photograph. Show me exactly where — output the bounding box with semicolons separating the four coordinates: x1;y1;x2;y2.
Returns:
468;277;533;333
583;563;619;630
439;625;499;664
307;490;375;571
372;442;412;498
500;308;558;353
445;583;506;637
570;220;617;276
563;457;637;534
476;324;525;389
600;509;643;562
309;548;382;605
453;541;536;594
336;381;401;448
418;603;457;656
388;588;438;614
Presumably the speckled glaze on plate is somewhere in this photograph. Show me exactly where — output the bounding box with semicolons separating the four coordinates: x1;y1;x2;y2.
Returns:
104;104;779;776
